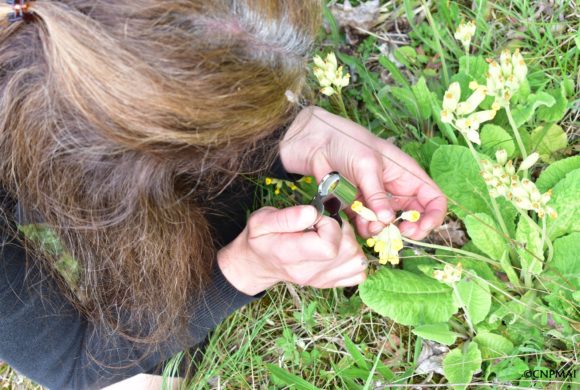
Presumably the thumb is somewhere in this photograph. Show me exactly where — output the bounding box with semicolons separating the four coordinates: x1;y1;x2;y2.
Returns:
249;205;318;237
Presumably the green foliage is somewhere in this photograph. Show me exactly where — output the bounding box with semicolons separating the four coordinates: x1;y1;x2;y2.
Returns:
359;268;458;326
536;155;580;192
511;92;556;128
530;124;568;163
442;343;482;390
455;278;492;325
412;323;458;345
463;213;505;261
515;216;544;275
480;124;516;157
430;146;489;219
473;331;514;360
547;168;580;240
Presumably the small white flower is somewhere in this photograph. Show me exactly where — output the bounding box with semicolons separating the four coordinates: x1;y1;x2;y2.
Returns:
434;263;463;284
443;82;461;111
454;21;476;49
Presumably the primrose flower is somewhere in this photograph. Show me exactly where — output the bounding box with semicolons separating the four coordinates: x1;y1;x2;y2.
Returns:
312;52;350;96
454;21;476;49
366;224;404;265
351;201;378;222
401;210;421;222
480;150;557;219
440;82;497;145
264;177;300;195
485;49;528;107
433;263;463;284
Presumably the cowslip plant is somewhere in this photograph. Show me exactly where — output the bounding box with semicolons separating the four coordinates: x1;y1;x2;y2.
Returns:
325;15;579;390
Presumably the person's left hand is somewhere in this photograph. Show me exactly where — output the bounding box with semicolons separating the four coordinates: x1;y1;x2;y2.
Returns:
279;106;447;240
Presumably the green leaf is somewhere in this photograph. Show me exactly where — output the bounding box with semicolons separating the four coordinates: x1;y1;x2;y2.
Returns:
390;86;420;119
511;92;556;127
464;213;506;261
515;217;544;275
443;343;482;390
412;323;458;346
547;168;580;240
547;233;580;289
537;82;569;123
430;146;489;219
420;137;448;168
455;279;492;325
378;55;409;88
458;55;488;83
343;335;370;370
473;331;514;360
411;77;432;120
393;46;417;68
359;268;458;326
266;364;321;390
530;124;568;163
480;124;516;158
536;156;580;192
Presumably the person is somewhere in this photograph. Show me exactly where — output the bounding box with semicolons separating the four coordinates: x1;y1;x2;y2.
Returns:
0;1;447;388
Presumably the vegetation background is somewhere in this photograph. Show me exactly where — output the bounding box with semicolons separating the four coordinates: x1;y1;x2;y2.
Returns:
1;0;578;388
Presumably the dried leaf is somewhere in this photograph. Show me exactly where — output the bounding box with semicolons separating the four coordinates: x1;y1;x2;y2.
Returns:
330;0;387;32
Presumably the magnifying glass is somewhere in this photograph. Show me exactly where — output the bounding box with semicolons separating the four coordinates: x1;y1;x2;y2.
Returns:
309;172;358;229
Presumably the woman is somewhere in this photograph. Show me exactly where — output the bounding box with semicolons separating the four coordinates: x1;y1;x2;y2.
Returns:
0;1;446;388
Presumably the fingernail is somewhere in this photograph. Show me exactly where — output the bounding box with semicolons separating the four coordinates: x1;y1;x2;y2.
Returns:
378;210;394;224
369;222;384;235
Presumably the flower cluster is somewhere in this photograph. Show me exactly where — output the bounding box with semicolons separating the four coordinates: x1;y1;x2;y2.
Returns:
433;263;463;284
312;52;350;97
441;81;498;144
480;150;557;219
352;202;421;265
485;49;528;107
454;21;476;49
265;176;311;195
366;224;404;265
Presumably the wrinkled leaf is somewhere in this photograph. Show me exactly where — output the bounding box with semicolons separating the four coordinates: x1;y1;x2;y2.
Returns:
536;156;580;192
443;342;482;390
455;279;492;325
480;124;516;158
547;168;580;240
473;331;514;360
464;213;506;261
360;268;458;326
511;92;556;127
530;124;568;163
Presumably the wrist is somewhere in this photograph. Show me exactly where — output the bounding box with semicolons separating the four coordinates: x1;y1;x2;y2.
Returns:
217;243;278;296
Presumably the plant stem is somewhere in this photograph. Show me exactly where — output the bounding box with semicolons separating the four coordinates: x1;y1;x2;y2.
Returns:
505;106;529;178
334;92;349;119
465;47;470;74
422;1;449;85
401;237;495;266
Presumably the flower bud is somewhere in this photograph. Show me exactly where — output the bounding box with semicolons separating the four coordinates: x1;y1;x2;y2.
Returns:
443;82;461;111
496;149;508;165
518;152;540;171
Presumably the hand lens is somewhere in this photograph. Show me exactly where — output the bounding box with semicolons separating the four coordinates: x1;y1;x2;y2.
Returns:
309;172;358;228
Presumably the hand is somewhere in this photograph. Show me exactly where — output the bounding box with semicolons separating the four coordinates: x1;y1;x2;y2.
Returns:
217;205;367;296
279;106;447;240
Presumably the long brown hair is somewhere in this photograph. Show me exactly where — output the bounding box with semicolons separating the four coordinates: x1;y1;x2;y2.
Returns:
0;0;320;355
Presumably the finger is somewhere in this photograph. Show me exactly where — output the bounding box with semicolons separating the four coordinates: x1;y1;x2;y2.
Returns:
249;205;318;237
404;191;447;240
317;255;368;286
331;272;367;288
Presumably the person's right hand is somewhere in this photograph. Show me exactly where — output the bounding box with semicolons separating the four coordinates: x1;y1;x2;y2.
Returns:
217;205;367;296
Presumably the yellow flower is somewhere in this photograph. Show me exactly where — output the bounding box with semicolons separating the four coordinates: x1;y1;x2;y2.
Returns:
288;183;298;191
351;201;378;222
265;177;273;185
433;263;463;284
366;224;404;265
301;176;313;184
401;210;421;222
